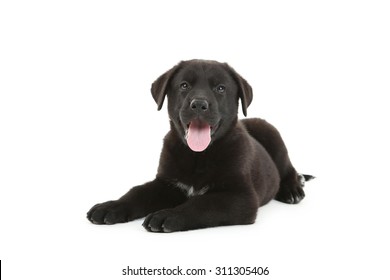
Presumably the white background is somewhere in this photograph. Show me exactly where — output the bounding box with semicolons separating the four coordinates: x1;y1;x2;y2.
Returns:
1;0;389;279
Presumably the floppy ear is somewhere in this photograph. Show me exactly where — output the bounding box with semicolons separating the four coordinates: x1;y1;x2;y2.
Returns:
226;65;253;117
151;63;181;111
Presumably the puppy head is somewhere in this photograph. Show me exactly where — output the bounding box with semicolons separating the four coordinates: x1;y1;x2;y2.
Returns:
151;59;253;152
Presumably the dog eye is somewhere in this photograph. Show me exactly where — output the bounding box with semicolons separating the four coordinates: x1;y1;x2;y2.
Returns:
216;85;226;93
180;82;190;91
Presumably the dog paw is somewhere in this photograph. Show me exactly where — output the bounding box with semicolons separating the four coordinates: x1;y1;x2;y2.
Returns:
87;200;130;225
275;186;305;204
142;209;186;233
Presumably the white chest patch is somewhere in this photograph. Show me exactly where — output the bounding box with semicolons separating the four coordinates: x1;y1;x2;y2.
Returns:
173;181;209;197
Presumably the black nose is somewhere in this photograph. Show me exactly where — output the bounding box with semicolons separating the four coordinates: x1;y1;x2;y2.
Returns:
190;99;209;112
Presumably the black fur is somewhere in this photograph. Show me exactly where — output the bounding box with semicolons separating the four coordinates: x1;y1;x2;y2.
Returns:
87;59;313;232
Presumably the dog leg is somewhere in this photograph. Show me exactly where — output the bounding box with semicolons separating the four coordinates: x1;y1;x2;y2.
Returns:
142;191;258;233
87;178;187;225
275;169;310;204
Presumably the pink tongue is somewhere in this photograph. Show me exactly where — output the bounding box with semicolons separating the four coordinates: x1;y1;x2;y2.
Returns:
187;121;211;152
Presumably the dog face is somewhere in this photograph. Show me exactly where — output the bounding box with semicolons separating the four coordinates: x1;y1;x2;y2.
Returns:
151;59;253;152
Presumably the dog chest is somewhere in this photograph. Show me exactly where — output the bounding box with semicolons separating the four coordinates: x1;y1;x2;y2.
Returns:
171;180;209;197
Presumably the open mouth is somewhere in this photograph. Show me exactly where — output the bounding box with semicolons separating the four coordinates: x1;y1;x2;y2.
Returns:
184;119;218;152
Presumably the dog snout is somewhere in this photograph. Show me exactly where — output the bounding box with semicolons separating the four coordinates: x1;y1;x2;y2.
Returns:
190;99;209;113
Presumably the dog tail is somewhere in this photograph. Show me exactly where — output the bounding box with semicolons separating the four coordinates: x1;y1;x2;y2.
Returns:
298;173;315;187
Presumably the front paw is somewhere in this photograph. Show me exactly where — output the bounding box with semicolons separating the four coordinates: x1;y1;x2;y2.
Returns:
142;209;186;233
87;200;131;225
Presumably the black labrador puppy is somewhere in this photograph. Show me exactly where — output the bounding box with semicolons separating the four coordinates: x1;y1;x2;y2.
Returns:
87;59;313;232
